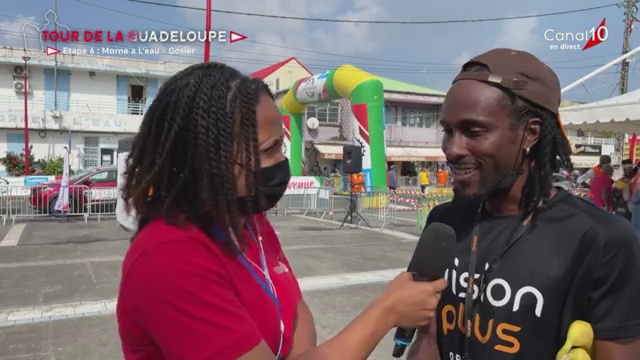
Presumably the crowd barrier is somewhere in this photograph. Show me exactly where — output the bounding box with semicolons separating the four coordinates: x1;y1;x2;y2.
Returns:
268;187;334;219
0;183;455;231
0;185;118;225
269;187;456;231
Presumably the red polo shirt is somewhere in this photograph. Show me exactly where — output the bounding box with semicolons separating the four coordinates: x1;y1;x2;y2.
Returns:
116;214;302;360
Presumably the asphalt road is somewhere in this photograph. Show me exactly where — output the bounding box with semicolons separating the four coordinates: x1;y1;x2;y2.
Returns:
0;215;421;360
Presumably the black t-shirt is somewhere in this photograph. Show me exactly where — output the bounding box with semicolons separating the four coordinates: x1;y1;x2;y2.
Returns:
423;189;640;359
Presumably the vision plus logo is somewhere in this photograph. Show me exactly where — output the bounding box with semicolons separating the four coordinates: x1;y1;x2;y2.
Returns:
544;18;608;51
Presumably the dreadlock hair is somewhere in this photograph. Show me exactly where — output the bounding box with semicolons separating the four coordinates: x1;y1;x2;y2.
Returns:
122;62;273;253
461;62;572;219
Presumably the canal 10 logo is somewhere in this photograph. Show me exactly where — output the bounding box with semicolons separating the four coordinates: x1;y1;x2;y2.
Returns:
544;18;608;51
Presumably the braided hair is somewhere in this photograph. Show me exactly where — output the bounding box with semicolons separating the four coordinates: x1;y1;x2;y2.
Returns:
122;62;273;252
462;63;572;219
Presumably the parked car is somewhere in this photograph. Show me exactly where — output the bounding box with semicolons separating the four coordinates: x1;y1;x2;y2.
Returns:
29;165;117;214
552;173;573;191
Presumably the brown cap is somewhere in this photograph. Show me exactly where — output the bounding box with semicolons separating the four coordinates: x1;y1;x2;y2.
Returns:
453;48;561;114
453;48;569;149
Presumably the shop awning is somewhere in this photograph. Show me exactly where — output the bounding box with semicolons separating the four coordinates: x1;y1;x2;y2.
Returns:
312;144;445;162
386;147;445;162
314;144;345;159
571;155;600;169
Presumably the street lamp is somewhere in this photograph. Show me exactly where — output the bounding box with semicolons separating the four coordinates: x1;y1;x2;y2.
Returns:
22;54;30;176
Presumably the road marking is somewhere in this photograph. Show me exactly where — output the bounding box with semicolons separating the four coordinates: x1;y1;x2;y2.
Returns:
0;268;404;327
0;224;26;247
292;215;419;242
0;256;123;268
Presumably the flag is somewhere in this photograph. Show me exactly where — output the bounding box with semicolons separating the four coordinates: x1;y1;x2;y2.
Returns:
54;147;70;213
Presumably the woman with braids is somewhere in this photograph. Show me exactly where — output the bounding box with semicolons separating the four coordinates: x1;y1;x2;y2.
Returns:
406;49;640;360
116;62;447;360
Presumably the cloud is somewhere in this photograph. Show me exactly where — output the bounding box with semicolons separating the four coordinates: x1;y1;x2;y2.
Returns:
0;16;40;49
492;17;541;53
165;0;610;95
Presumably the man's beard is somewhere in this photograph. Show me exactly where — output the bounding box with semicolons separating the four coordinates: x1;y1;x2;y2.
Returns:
453;167;523;203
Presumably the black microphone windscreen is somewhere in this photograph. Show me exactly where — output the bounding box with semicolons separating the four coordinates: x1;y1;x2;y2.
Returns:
408;222;456;280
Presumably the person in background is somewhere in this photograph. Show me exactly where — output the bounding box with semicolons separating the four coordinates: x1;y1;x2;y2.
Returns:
613;164;634;220
116;62;447;360
436;164;448;187
630;165;640;235
590;164;614;211
310;161;321;176
577;154;611;201
330;168;341;192
419;167;430;194
321;166;330;178
387;164;397;192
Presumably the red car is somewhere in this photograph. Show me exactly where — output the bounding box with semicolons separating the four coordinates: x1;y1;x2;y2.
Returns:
30;165;118;214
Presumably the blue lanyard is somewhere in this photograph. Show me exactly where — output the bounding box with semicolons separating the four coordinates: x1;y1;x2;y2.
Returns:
213;225;284;358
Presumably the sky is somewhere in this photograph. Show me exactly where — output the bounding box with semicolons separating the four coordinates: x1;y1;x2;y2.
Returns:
0;0;637;103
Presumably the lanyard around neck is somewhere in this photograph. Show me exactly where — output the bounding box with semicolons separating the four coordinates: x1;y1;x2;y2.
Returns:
462;209;533;360
213;225;284;358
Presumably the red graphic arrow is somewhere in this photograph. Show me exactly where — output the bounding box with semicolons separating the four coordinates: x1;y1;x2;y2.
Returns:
46;46;60;56
229;31;248;43
583;18;606;51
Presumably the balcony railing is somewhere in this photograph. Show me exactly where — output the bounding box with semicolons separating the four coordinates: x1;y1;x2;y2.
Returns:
0;95;148;115
567;135;616;146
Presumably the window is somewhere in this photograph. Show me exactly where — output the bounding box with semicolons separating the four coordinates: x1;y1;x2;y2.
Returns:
400;107;440;128
385;104;397;125
305;102;340;124
83;137;100;168
128;77;147;115
6;134;24;155
275;78;280;91
90;170;117;183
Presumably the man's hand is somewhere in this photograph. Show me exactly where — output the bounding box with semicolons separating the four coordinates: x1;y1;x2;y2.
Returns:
406;320;440;360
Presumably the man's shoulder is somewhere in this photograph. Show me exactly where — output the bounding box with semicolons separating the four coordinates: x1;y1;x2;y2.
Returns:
548;191;637;247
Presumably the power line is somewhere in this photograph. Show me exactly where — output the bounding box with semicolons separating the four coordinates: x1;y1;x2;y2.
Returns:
126;0;621;25
62;2;623;68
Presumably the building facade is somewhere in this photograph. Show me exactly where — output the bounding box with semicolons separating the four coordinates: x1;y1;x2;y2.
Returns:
0;47;192;174
249;57;312;94
273;75;447;177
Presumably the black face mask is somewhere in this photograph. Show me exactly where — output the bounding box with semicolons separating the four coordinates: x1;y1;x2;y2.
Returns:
238;159;291;215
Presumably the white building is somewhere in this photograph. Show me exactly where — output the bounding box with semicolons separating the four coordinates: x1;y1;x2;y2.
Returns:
0;47;193;174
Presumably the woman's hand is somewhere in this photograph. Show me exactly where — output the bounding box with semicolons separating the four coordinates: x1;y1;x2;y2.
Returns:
378;272;448;328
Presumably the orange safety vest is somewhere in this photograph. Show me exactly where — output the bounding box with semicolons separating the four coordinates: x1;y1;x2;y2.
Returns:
436;170;447;186
587;165;601;198
351;173;364;192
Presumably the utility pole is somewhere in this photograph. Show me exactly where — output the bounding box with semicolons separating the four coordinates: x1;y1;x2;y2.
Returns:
54;0;58;109
620;0;637;94
204;0;212;62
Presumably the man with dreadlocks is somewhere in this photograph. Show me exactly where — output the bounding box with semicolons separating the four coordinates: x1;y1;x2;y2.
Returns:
407;49;640;360
116;62;448;360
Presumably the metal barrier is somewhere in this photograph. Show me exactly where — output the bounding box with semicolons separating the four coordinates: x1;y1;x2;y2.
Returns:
84;187;118;222
415;194;454;231
0;185;118;225
352;191;398;229
269;187;334;219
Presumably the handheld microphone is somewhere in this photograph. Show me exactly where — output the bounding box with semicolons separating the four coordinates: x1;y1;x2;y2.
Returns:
392;222;457;358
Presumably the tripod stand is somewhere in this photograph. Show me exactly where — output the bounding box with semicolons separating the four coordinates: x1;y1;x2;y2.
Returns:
339;175;371;229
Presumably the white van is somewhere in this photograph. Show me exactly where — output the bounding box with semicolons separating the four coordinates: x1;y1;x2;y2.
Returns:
116;137;137;233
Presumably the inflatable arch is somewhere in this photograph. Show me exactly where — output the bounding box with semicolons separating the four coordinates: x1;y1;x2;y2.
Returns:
280;65;387;190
